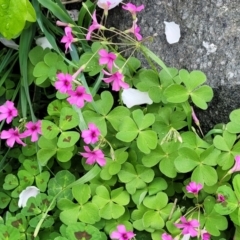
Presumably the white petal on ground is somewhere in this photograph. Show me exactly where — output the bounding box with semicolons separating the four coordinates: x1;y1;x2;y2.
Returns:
202;41;217;55
36;37;53;49
164;21;181;44
18;186;40;208
0;38;19;50
97;0;123;10
122;88;153;108
67;10;79;21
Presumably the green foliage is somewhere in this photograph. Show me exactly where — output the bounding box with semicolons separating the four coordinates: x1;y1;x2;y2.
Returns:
0;0;36;39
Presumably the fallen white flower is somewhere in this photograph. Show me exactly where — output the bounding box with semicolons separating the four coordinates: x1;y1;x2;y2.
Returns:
164;21;181;44
122;88;153;108
0;37;19;50
18;186;40;208
36;37;53;49
97;0;123;10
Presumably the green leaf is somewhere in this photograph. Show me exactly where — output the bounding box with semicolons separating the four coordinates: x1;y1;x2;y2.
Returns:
0;192;11;209
204;196;228;236
95;91;113;116
59;107;79;130
214;185;238;215
42;120;60;139
143;210;164;229
132;109;155;130
191;165;218;186
72;184;91;205
106;106;130;131
226;109;240;133
116;117;138;142
137;130;157;154
190;85;213;109
3;174;19;190
143;192;168;210
184;70;206;90
79;202;100;224
56;148;74;162
36;171;50;192
0;0;36;39
164;84;188;103
57;131;80;148
233;175;240;201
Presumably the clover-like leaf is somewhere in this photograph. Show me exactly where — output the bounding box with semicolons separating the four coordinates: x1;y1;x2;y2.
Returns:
3;174;19;190
204;196;228;236
57;131;80;148
41;120;60;139
164;84;188;103
214;185;238;215
59;107;79;131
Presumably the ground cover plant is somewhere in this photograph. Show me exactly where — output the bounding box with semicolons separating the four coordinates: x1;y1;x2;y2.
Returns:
0;0;240;239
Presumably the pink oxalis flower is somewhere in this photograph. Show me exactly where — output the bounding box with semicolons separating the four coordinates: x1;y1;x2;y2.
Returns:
86;11;105;40
0;100;18;124
21;121;42;142
201;229;211;240
80;146;106;166
55;73;73;93
161;233;173;240
67;86;92;108
0;128;26;147
110;225;135;240
61;26;74;52
186;182;203;195
175;216;199;237
217;194;225;203
126;20;142;41
103;70;129;91
99;49;117;71
122;3;144;19
228;155;240;173
81;123;100;144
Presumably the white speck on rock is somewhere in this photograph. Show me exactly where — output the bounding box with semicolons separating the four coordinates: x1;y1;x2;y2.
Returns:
202;41;217;55
164;21;181;44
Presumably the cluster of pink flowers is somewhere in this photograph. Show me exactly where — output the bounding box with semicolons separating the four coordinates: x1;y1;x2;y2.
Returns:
162;217;210;240
55;72;92;108
0;101;42;148
80;123;106;166
98;49;129;91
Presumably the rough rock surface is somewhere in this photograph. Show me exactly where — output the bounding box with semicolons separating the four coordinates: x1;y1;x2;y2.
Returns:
108;0;240;131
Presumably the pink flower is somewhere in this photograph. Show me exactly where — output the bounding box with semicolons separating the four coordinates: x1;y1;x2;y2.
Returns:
122;3;144;19
56;21;69;27
228;155;240;173
191;107;200;126
103;70;129;91
0;128;26;147
201;229;211;240
55;73;73;93
61;27;74;52
186;182;203;195
86;11;105;40
67;86;92;108
175;216;199;237
81;123;100;144
217;194;225;203
80;146;106;166
110;225;135;240
126;20;142;41
21;121;42;142
161;233;173;240
0;100;18;124
99;49;117;71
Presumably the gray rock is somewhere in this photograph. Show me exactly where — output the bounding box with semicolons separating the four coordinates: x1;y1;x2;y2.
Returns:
107;0;240;131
